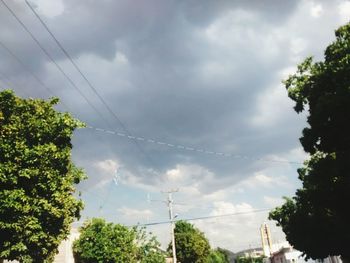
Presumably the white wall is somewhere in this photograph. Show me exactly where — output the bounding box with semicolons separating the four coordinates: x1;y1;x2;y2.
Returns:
53;228;80;263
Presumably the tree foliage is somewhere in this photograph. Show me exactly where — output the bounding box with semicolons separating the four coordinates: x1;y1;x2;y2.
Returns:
269;22;350;260
207;248;230;263
235;256;264;263
73;218;165;263
169;220;211;263
135;226;166;263
73;218;137;263
0;90;85;262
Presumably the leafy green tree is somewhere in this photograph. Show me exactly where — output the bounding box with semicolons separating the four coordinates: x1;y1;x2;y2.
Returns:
207;248;229;263
0;90;85;262
73;218;137;263
235;256;264;263
135;226;165;263
169;220;211;263
269;22;350;261
73;219;165;263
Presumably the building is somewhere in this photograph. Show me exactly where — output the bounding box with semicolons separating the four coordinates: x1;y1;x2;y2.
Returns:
259;223;343;263
261;223;273;256
235;247;265;259
260;223;290;257
270;247;305;263
319;256;342;263
269;245;342;263
53;228;80;263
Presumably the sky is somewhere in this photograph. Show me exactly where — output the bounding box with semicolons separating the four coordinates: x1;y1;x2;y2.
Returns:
0;0;349;252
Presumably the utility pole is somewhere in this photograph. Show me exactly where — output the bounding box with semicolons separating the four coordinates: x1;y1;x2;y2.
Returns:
148;189;179;263
162;189;179;263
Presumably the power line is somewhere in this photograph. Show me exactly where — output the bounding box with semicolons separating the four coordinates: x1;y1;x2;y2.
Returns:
0;71;16;88
1;0;303;168
0;40;70;110
133;208;272;227
24;0;124;129
0;0;112;127
0;69;30;97
24;0;156;167
85;125;303;165
0;40;52;97
79;184;118;211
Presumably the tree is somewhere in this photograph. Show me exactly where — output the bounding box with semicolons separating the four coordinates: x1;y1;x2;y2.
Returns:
169;220;211;263
73;218;137;263
0;90;85;262
73;218;165;263
235;256;264;263
135;226;166;263
207;248;230;263
269;22;350;261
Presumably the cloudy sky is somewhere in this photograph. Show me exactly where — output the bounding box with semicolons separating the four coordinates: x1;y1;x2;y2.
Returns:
0;0;349;252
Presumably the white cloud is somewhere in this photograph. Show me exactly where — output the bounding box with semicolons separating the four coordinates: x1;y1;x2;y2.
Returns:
254;174;273;185
280;66;297;80
250;84;294;128
180;185;201;197
31;0;64;18
113;163;216;194
237;172;291;190
264;146;308;164
284;146;308;162
115;51;128;64
291;38;308;55
310;3;323;18
118;168;159;192
204;9;257;47
163;164;215;190
263;196;284;207
202;189;228;202
198;8;284;88
210;201;253;216
115;164;215;195
242;173;273;188
338;1;350;23
94;159;120;174
194;201;271;251
166;168;184;182
89;159;123;188
149;201;287;251
118;207;154;221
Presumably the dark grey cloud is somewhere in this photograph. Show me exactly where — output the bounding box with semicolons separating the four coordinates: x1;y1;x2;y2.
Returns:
0;0;347;197
43;0;299;61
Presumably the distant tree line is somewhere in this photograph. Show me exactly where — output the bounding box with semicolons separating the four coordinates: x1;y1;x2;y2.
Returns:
73;219;230;263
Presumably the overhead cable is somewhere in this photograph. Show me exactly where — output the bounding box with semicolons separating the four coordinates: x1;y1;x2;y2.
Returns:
24;0;156;167
0;40;53;97
86;125;303;165
0;0;112;126
0;40;70;109
133;208;272;226
1;0;303;168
